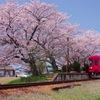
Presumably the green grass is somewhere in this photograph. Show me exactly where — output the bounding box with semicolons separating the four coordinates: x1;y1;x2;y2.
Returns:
8;74;53;84
53;87;95;100
49;81;100;100
96;97;100;100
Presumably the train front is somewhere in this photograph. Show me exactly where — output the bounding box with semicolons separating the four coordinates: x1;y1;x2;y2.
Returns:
88;55;100;77
88;57;94;73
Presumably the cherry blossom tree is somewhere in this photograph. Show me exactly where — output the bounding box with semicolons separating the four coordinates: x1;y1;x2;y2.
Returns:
55;29;100;71
2;0;99;74
69;30;100;65
0;0;79;74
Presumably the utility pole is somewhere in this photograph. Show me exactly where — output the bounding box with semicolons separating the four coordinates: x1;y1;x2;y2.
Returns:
66;37;69;73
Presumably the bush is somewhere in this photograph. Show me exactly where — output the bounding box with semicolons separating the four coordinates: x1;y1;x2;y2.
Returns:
82;63;89;72
73;61;80;72
68;64;74;72
68;61;81;72
62;65;66;72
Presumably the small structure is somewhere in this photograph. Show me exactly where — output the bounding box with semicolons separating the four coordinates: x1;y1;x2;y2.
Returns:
0;66;15;77
15;67;31;77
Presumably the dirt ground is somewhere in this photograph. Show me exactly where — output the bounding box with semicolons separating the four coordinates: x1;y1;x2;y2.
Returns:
0;77;19;84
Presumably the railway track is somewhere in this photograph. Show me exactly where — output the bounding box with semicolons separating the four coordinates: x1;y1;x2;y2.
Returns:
0;77;99;90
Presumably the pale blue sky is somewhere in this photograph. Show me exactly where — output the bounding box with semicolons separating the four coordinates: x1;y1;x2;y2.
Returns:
0;0;100;32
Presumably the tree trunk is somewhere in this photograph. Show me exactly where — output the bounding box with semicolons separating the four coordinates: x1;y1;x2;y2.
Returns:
50;56;58;72
66;56;69;73
21;57;39;75
30;60;39;75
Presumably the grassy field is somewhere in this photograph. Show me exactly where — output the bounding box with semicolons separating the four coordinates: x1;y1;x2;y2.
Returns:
1;80;100;100
8;74;54;84
0;74;54;84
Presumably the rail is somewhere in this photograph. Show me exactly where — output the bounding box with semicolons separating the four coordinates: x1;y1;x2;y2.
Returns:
0;79;94;90
0;73;100;90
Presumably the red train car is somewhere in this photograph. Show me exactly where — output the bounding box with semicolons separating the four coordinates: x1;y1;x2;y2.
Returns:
88;55;100;77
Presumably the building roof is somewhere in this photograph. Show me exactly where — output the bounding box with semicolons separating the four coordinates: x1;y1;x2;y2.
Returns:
0;66;14;70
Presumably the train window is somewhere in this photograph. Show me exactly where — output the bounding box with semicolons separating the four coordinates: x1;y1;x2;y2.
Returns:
95;60;98;65
88;58;93;66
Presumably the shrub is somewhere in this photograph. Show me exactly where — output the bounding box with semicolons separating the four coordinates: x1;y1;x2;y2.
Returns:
68;64;74;72
62;65;66;72
73;61;80;72
82;63;89;72
68;61;81;72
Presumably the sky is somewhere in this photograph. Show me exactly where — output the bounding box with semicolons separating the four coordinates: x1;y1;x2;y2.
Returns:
0;0;100;32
